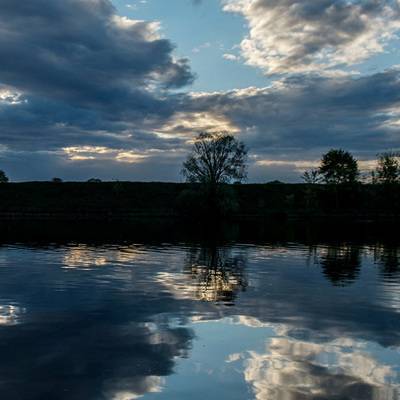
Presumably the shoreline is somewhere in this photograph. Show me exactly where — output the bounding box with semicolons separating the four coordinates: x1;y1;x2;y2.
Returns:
0;181;398;222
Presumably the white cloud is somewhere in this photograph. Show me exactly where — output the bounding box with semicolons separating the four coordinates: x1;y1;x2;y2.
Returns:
223;53;239;61
223;0;400;75
192;42;212;53
62;146;159;164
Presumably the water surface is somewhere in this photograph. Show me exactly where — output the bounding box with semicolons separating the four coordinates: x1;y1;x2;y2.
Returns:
0;239;399;399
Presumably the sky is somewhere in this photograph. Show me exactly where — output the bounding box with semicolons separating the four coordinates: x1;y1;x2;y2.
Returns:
0;0;400;182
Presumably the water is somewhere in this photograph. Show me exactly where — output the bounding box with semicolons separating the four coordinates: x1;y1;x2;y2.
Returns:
0;238;399;399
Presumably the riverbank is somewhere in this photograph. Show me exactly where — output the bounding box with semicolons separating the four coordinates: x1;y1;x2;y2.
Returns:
0;182;398;221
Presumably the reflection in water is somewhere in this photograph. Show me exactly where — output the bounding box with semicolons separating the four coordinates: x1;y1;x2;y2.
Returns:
157;246;247;304
0;305;24;326
313;245;362;287
235;324;399;400
106;375;163;400
63;246;108;268
374;245;400;279
62;245;145;269
0;316;193;399
184;246;248;303
0;240;399;398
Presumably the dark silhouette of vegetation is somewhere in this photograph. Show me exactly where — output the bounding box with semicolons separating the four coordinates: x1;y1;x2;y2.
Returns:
319;149;359;184
181;132;247;217
0;182;398;221
176;184;239;217
373;152;400;184
52;177;63;183
1;147;400;222
182;132;247;185
0;170;8;183
302;169;321;184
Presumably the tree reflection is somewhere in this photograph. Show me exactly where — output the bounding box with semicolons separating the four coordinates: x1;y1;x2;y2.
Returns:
374;245;400;278
183;246;248;303
316;245;361;286
311;243;400;286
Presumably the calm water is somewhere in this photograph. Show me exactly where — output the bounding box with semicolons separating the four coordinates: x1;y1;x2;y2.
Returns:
0;238;399;399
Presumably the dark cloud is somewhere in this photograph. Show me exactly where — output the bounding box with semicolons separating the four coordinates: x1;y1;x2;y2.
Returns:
0;0;193;180
0;0;193;111
0;149;185;182
178;70;400;176
2;69;400;182
0;0;400;182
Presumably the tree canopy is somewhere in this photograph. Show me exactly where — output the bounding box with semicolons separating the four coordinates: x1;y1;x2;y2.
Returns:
374;152;400;184
302;169;321;184
0;170;8;183
182;132;248;185
319;149;359;184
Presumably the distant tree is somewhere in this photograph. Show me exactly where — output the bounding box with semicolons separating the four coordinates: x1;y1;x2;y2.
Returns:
182;132;248;185
0;170;9;183
180;132;247;218
302;169;321;184
319;149;359;184
374;152;400;184
87;178;102;183
52;177;63;183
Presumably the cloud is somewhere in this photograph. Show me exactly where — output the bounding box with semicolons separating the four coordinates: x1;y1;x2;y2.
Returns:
2;69;400;182
223;53;239;61
0;0;194;99
223;0;400;75
0;0;194;136
172;69;400;180
0;0;196;180
1;0;400;182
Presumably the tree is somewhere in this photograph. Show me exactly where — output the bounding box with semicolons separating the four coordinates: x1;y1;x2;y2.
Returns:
319;149;359;184
0;170;9;183
52;177;63;183
374;152;400;184
302;169;321;184
182;132;248;185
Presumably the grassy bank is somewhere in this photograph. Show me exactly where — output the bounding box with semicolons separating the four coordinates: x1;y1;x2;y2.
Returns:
0;182;398;221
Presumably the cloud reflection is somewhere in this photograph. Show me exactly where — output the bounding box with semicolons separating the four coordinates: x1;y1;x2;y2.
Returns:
62;245;145;269
231;322;399;400
0;241;399;398
0;305;25;326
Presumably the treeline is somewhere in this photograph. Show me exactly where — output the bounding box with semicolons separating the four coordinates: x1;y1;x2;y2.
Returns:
0;182;398;221
302;149;400;185
0;133;398;221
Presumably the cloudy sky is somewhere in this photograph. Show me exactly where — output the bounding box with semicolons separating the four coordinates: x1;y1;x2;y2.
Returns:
1;0;400;182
